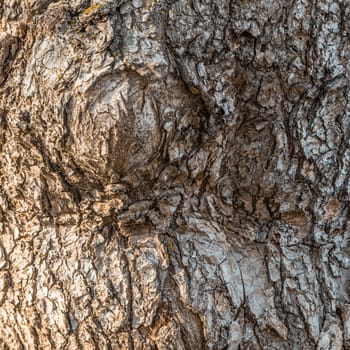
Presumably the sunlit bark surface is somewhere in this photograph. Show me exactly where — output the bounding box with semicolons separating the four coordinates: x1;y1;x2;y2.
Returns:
0;0;350;349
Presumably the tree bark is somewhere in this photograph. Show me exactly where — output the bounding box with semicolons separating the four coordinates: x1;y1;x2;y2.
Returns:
0;0;350;349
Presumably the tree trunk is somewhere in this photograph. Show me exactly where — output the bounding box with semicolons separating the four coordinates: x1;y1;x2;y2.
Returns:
0;0;349;349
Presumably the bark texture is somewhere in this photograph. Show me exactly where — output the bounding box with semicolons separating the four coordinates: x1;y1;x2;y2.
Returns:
1;0;350;349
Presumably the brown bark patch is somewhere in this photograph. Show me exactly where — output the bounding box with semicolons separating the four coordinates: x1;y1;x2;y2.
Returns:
324;197;341;221
281;209;308;238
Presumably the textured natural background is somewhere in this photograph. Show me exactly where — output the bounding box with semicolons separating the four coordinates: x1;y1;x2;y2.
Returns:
0;0;350;349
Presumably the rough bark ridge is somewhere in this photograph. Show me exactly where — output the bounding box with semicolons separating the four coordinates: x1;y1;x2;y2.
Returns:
0;0;350;349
